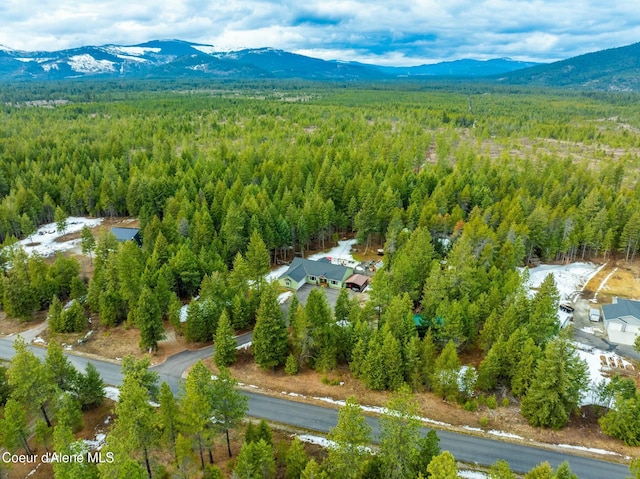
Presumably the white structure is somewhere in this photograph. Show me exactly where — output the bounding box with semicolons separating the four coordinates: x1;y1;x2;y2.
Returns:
601;298;640;346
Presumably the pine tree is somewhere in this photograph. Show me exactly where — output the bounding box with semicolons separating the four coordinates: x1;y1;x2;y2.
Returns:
0;398;33;454
48;295;63;332
214;310;237;367
246;229;271;284
285;438;308;479
74;363;105;410
233;439;276;479
7;337;56;427
80;225;96;265
521;337;589;429
524;462;553;479
327;396;372;479
301;458;328;479
136;286;165;352
529;273;560;345
379;386;422;479
381;329;404;391
45;339;77;391
54;392;84;432
181;360;214;471
426;451;458;479
488;459;516;479
431;340;461;401
253;283;288;370
158;382;180;461
211;367;249;457
413;429;440;476
553;462;578;479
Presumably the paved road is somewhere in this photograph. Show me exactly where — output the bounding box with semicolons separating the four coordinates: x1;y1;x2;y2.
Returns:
0;334;630;478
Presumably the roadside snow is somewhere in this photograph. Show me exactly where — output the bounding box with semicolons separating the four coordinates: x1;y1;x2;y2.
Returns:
237;341;252;350
554;443;622;457
14;216;102;257
296;434;336;448
459;472;488;479
488;430;523;439
523;262;603;302
592;267;618;301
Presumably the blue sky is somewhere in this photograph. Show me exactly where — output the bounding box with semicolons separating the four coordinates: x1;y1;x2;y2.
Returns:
1;0;639;66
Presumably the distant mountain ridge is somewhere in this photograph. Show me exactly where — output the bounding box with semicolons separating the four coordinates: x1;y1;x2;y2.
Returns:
1;39;639;90
0;39;539;81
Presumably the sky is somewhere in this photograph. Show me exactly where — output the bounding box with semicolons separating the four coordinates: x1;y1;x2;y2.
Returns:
1;0;639;66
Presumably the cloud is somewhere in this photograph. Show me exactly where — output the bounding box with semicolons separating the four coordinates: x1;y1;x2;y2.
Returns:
0;0;638;65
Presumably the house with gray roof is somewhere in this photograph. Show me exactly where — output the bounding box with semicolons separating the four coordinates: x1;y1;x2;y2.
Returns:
110;227;141;246
601;297;640;346
278;257;353;291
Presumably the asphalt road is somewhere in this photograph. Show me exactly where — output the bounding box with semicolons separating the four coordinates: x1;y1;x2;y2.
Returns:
0;334;630;478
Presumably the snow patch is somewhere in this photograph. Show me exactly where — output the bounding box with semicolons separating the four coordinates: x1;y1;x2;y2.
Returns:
522;262;603;302
68;54;115;73
278;291;293;304
554;443;621;457
488;429;523;439
104;387;120;402
32;336;46;345
459;471;488;479
13;216;103;257
237;341;252;350
107;46;161;56
83;433;107;451
296;434;336;448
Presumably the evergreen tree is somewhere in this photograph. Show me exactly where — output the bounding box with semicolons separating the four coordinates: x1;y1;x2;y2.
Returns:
246;229;271;284
45;339;77;391
524;462;553;479
158;382;180;461
413;429;440;477
253;283;288;370
74;363;105;410
488;459;516;479
7;337;56;427
378;386;422;479
210;367;249;457
431;340;461;401
553;462;578;479
521;337;589;429
48;295;63;333
285;438;308;479
301;458;329;479
54;392;84;432
214;309;237;367
136;285;165;352
599;391;640;446
233;439;276;479
0;398;33;454
327;396;372;479
52;424;99;479
529;273;560;345
426;451;458;479
121;356;159;401
381;329;404;391
181;360;215;471
80;225;96;265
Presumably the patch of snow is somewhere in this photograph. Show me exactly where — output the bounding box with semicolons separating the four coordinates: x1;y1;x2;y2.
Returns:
68;54;115;74
42;63;59;72
463;425;483;433
296;434;336;448
104;416;111;425
16;57;35;62
104;386;120;402
83;433;107;451
12;216;103;258
63;344;73;351
278;291;293;304
488;430;523;439
107;46;161;56
522;262;603;302
459;471;488;479
554;443;621;457
179;304;189;323
192;45;217;54
114;54;148;63
32;336;45;345
237;341;252;350
581;326;600;335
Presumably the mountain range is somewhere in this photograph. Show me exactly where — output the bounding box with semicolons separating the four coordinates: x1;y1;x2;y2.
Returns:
0;39;638;90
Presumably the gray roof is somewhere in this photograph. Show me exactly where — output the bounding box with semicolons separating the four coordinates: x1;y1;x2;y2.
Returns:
110;227;140;242
602;298;640;326
279;257;351;283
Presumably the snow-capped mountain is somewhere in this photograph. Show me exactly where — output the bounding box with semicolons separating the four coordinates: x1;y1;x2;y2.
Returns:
0;39;539;81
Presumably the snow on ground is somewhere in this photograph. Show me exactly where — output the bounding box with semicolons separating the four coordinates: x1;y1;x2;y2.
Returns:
237;341;252;350
278;291;293;304
554;443;623;457
104;386;120;402
488;430;522;440
296;434;336;448
83;433;107;451
523;262;604;301
459;472;488;479
266;239;358;282
14;216;103;257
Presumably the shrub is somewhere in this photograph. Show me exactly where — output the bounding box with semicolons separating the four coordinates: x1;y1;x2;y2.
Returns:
463;399;478;412
486;395;498;410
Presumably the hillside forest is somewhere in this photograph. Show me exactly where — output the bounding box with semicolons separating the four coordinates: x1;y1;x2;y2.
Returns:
1;80;640;477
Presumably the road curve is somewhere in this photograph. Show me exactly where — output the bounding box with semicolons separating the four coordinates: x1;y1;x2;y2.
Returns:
0;335;629;479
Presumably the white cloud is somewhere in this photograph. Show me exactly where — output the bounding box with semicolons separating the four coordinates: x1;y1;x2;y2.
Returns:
0;0;638;64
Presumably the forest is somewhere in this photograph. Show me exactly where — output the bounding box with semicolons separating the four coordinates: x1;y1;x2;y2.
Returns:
1;79;640;477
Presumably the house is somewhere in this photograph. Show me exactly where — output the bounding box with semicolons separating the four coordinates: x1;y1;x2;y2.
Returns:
601;297;640;346
110;227;141;246
278;257;353;291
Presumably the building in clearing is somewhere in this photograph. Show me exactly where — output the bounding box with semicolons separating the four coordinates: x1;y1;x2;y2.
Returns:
110;227;141;246
601;297;640;346
278;257;353;291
